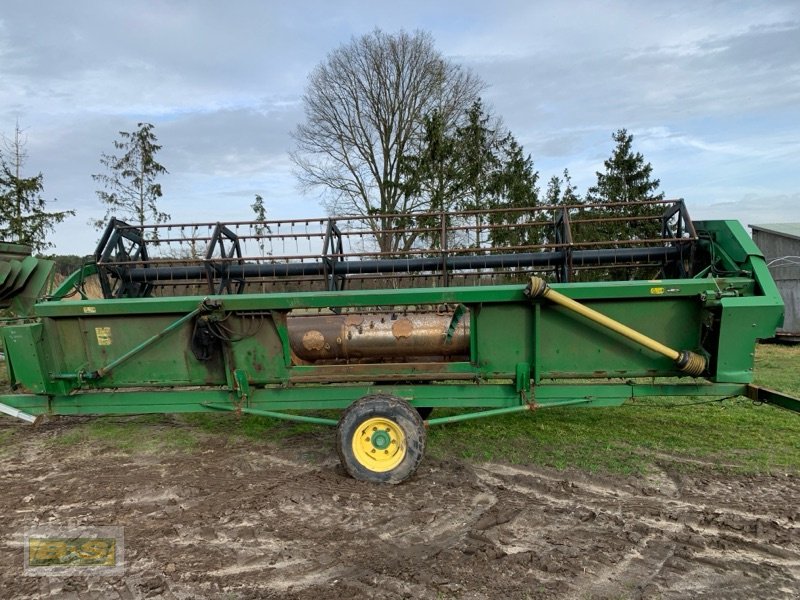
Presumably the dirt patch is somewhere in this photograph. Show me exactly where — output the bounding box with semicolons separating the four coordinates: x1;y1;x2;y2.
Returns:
1;419;799;599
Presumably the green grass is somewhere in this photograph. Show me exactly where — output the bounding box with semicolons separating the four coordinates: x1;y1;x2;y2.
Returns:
181;411;331;442
427;344;800;475
47;414;199;454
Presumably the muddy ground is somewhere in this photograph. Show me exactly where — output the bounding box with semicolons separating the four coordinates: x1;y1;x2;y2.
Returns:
1;418;798;599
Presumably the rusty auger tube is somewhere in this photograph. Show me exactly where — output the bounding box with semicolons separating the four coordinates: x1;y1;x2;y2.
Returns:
287;312;470;361
526;276;707;376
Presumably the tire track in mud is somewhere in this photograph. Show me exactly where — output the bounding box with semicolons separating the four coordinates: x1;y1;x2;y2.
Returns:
1;423;799;599
473;462;800;600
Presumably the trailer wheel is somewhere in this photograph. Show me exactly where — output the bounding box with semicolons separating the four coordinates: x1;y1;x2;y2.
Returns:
336;394;426;484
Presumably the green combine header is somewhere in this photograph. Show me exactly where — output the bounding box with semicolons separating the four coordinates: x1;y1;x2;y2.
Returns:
1;199;797;482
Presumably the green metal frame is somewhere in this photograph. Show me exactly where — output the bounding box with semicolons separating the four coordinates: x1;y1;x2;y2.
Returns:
0;220;798;427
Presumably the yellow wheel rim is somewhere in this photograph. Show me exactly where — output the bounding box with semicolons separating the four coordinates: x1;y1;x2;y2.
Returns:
352;417;407;473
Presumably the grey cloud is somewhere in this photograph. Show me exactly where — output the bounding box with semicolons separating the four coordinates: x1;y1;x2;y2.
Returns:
694;193;800;226
472;18;800;144
160;104;301;176
2;0;799;254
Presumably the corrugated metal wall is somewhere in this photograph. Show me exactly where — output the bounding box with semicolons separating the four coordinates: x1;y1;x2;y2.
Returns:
753;230;800;335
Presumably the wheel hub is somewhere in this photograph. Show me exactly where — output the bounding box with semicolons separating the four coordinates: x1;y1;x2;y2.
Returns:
352;417;406;473
371;429;391;450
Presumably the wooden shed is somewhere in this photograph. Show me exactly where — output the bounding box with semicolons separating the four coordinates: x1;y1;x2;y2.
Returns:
750;224;800;340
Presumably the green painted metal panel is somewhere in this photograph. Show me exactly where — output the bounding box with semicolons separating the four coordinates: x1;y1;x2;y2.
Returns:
34;285;525;317
534;382;746;401
287;361;479;382
537;298;702;378
712;290;782;383
1;323;54;394
0;384;522;415
51;313;220;387
474;303;533;375
696;220;762;264
0;379;753;419
696;221;784;383
32;277;756;319
228;315;290;383
0;260;22;298
8;258;54;317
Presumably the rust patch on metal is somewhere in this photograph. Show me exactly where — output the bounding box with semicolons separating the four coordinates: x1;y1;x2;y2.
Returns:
288;311;469;360
392;318;414;339
344;314;364;326
302;330;326;351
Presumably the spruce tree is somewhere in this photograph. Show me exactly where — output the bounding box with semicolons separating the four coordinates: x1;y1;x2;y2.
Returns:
486;134;540;248
92;123;168;233
401;100;539;251
585;129;664;242
0;124;73;252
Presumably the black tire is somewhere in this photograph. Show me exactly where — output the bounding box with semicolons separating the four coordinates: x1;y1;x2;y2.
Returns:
336;394;426;484
379;381;432;420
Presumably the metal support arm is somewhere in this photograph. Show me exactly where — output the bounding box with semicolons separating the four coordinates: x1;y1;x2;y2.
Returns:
746;384;800;413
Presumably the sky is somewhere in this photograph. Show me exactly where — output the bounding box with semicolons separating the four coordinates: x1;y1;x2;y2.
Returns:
1;0;799;255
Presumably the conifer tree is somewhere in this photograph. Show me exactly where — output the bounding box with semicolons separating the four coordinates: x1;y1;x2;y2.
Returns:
0;123;73;252
93;122;168;232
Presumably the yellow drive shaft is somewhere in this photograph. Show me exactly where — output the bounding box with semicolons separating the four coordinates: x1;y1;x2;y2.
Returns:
526;276;706;376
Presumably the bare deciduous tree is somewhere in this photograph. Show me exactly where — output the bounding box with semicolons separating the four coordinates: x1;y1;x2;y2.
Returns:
291;29;483;252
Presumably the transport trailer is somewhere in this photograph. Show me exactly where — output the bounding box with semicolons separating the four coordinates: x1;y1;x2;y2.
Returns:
1;199;798;483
